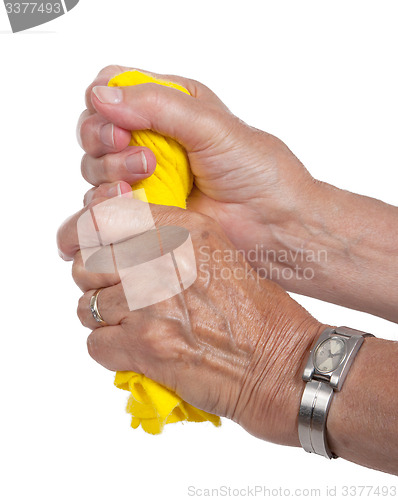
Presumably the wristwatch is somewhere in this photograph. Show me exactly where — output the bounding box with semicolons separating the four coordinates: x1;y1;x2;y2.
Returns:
298;326;374;459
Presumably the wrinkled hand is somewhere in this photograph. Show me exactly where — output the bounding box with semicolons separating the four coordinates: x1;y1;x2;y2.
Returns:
77;65;318;268
57;182;324;446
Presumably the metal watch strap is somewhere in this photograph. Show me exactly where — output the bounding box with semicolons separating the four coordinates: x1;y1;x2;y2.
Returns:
298;326;374;459
298;380;335;458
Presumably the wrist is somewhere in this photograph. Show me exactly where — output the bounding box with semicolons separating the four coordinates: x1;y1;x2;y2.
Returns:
248;176;330;288
232;285;327;446
259;175;331;253
265;177;398;321
271;319;328;447
326;336;394;468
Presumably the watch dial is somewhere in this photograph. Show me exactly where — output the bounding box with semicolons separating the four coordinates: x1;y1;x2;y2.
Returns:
314;337;346;373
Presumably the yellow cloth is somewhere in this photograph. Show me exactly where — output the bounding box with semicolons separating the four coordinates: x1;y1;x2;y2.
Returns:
109;71;192;209
108;70;221;434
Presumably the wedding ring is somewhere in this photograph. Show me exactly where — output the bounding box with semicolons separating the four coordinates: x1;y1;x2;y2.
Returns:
89;288;107;326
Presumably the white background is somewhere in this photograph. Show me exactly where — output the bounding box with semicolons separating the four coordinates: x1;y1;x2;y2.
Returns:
0;1;397;498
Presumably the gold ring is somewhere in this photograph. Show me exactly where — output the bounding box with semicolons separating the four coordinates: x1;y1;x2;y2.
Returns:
89;288;108;326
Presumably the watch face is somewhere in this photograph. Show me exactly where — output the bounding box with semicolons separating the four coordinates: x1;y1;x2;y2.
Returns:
314;337;347;373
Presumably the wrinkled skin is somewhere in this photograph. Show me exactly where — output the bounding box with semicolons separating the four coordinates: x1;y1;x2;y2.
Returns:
57;65;398;475
57;186;323;446
77;65;318;270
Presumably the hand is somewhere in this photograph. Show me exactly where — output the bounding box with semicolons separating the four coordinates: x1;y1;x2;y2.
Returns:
57;182;324;446
77;65;318;269
76;66;398;323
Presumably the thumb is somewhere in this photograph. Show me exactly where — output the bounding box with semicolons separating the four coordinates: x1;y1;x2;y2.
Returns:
91;83;222;152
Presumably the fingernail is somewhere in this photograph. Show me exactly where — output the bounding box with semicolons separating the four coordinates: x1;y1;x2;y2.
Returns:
125;151;148;174
100;123;115;148
107;182;121;198
93;86;123;104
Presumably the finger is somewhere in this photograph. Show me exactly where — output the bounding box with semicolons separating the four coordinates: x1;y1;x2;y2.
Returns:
57;197;106;261
57;189;178;261
83;181;132;206
86;323;144;372
81;146;156;187
85;65;130;113
58;192;124;261
85;65;223;114
91;83;222;152
135;68;228;107
77;284;129;329
76;109;92;149
72;251;121;292
77;109;131;157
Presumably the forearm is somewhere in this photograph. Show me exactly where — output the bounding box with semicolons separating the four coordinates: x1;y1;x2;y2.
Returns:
327;336;398;475
241;315;398;474
262;181;398;322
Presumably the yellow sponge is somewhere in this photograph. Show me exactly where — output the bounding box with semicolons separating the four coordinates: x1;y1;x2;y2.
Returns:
108;70;221;434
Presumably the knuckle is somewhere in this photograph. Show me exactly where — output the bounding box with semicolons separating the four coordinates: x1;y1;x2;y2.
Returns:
144;329;166;358
85;85;93;107
101;154;115;176
143;324;184;362
80;155;89;181
86;66;122;104
185;78;203;97
83;187;95;206
56;226;69;260
102;64;123;77
77;295;89;325
86;333;99;360
71;260;81;284
189;77;203;88
72;257;87;289
78;118;91;149
86;196;105;213
76;110;88;136
143;83;166;113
